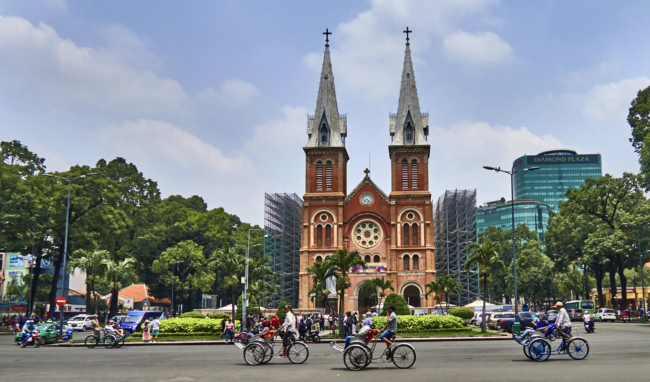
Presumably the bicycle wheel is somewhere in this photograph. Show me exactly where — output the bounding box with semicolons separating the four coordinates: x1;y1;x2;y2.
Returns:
528;339;550;362
312;335;321;343
287;341;309;364
257;341;273;364
104;335;117;349
243;343;265;366
114;337;126;349
344;345;369;371
523;345;531;359
84;335;98;349
567;338;589;360
392;344;416;369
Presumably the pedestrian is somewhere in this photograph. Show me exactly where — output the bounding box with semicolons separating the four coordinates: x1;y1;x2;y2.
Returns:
299;318;307;341
271;315;280;330
142;320;152;343
221;318;234;343
220;316;227;333
351;312;358;334
151;316;160;343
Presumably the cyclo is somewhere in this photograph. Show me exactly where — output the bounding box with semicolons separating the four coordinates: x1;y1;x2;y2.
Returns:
239;329;309;365
331;329;416;370
514;324;589;362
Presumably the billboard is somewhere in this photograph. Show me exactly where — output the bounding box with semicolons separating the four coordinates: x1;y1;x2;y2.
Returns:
350;262;387;273
513;154;599;168
9;255;24;267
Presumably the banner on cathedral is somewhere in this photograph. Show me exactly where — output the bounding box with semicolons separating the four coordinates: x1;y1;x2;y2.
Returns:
350;263;387;273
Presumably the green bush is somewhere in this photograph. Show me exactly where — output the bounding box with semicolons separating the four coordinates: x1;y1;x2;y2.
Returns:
448;308;474;320
276;301;293;323
370;314;464;333
207;312;230;320
381;294;410;315
236;293;260;319
180;311;206;319
159;318;240;333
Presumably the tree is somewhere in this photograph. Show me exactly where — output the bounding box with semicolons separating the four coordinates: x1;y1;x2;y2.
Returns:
359;277;394;311
210;247;244;321
248;279;278;317
236;293;260;319
102;258;136;317
381;293;409;315
505;240;555;309
466;239;506;333
275;301;293;323
306;261;336;311
326;249;365;338
437;274;462;313
628;85;650;188
424;280;442;307
69;249;108;314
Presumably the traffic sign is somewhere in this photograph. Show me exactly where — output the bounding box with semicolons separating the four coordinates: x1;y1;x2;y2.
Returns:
55;296;67;307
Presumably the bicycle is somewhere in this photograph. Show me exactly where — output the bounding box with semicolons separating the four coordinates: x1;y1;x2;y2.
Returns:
84;328;116;349
331;329;416;371
242;330;309;366
516;325;589;362
105;330;130;348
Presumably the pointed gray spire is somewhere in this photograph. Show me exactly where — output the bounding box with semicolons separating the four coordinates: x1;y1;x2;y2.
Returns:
305;44;346;148
390;42;428;146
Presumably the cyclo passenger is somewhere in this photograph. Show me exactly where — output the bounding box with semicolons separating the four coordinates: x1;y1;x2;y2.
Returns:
342;322;373;349
554;302;572;349
378;305;397;354
277;305;296;358
517;313;548;341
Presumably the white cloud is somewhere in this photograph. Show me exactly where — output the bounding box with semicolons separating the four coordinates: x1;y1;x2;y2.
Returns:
246;106;308;157
429;120;568;203
442;30;513;64
303;0;500;98
0;15;191;116
197;78;260;108
582;77;650;122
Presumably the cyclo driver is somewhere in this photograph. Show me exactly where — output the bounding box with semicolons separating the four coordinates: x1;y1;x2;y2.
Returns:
554;302;572;349
379;305;397;354
278;305;295;358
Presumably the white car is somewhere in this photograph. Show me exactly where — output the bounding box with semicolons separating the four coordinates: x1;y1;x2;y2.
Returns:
67;315;93;331
594;308;616;322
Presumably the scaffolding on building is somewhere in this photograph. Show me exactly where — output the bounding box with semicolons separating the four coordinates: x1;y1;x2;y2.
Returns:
264;192;303;308
434;189;479;307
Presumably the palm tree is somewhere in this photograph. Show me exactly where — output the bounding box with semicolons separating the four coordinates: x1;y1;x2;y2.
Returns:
210;247;244;321
306;261;336;312
69;249;108;314
102;257;136;317
424;280;442;308
249;279;278;318
465;239;505;333
326;249;365;338
437;274;462;313
359;278;394;312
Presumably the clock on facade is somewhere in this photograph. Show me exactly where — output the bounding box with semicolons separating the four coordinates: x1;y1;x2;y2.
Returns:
361;192;373;205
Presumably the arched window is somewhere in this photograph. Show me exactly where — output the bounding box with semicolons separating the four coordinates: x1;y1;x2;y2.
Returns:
320;123;329;146
403;224;410;246
316;225;323;247
316;256;323;263
411;159;418;189
412;223;418;246
373;255;380;263
402;159;408;189
412;254;419;270
403;255;410;271
364;255;371;263
325;161;332;191
325;225;332;247
405;122;414;144
316;162;323;191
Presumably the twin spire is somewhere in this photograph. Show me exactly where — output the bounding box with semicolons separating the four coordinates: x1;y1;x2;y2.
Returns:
305;27;428;149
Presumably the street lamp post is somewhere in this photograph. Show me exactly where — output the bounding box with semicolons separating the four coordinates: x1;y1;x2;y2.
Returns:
622;223;647;322
483;165;540;335
235;227;264;331
41;172;98;339
162;261;183;318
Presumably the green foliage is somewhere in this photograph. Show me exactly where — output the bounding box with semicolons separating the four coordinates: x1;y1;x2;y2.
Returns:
159;318;240;333
359;278;395;309
382;294;410;315
448;308;474;320
306;261;336;309
236;293;259;319
327;249;365;335
436;274;462;311
370;315;464;332
628;85;650;188
466;239;505;332
180;311;207;319
207;312;230;320
275;301;293;323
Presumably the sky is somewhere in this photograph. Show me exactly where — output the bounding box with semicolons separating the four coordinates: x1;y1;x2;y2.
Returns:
1;0;649;225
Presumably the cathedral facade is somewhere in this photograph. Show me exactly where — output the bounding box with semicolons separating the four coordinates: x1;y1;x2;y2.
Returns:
298;34;436;313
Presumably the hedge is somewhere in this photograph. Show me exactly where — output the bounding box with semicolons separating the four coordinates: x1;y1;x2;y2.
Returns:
448;308;474;320
370;315;464;332
159;318;240;334
208;312;230;320
382;294;410;315
180;311;207;319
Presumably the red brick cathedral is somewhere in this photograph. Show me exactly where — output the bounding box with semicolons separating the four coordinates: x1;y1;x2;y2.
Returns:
298;33;436;312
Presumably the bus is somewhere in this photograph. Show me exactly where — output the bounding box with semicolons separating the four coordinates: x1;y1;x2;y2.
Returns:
565;300;595;318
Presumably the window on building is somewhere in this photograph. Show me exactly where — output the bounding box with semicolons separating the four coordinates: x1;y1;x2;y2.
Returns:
411;159;418;189
317;225;323;247
402;159;408;189
373;255;380;263
364;255;371;263
325;225;331;247
403;224;410;246
325;161;332;191
320;123;329;146
403;255;410;271
412;223;418;245
405;122;414;144
412;254;419;270
316;162;323;191
316;256;323;263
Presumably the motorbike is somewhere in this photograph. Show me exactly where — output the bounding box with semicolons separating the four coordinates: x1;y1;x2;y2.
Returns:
621;314;630;323
583;321;595;333
301;330;321;343
20;332;43;348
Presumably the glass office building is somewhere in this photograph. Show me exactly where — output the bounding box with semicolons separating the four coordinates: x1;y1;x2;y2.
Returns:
512;150;602;210
476;198;551;245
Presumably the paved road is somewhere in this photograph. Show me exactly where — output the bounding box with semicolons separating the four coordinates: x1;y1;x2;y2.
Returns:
1;323;647;381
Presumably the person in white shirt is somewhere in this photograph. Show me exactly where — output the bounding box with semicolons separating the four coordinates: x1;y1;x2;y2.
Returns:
278;305;295;357
554;302;572;345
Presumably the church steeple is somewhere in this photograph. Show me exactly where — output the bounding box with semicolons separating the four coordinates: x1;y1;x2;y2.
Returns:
390;28;428;146
305;30;346;148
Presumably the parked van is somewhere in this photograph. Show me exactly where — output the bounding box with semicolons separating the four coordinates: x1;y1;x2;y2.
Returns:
120;311;164;333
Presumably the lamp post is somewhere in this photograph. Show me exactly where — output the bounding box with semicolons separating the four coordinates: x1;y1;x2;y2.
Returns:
622;223;647;322
234;227;264;331
41;172;98;338
483;165;540;335
162;260;183;318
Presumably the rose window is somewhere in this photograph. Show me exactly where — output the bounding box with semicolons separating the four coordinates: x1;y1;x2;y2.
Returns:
353;220;382;249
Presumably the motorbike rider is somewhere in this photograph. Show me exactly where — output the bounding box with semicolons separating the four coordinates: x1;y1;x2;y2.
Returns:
554;302;572;348
583;311;594;331
23;320;37;343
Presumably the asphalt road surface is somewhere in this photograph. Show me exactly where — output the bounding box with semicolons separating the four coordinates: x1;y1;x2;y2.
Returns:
1;323;647;381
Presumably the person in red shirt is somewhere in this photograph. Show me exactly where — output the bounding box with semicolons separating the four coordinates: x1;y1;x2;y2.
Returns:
271;315;280;329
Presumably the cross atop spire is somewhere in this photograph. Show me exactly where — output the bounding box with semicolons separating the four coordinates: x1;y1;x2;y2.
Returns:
364;168;370;177
403;27;412;45
323;28;332;47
